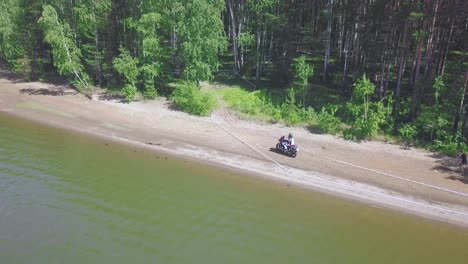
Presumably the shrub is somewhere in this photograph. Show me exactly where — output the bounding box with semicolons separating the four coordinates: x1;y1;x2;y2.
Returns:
398;124;417;148
345;100;388;141
281;103;301;126
343;128;360;141
12;56;32;81
223;87;318;125
343;75;391;141
223;88;264;115
143;85;158;100
113;47;141;102
430;131;462;156
171;83;217;116
281;88;302;126
113;47;140;85
122;84;137;102
299;106;317;122
317;106;342;134
269;105;282;123
415;105;451;141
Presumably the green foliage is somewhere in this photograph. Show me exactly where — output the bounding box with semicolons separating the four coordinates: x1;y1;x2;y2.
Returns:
0;0;27;63
280;89;302;126
113;47;140;85
410;1;424;20
412;76;463;155
317;105;342;134
292;55;314;104
343;129;359;142
344;75;389;141
415;106;450;139
411;30;428;41
171;83;217;116
430;131;462;156
425;76;447;140
280;105;316;126
222;87;317;126
382;93;395;132
353;74;374;103
73;0;111;80
238;32;255;47
143;85;158;100
122;84;137;102
409;11;424;20
38;5;90;93
350;101;388;140
223;88;265;115
0;0;466;158
398;124;417;147
177;0;227;83
114;10;164;100
112;47;141;102
281;105;301;126
293;56;314;87
12;56;32;80
136;12;163;94
433;76;445;106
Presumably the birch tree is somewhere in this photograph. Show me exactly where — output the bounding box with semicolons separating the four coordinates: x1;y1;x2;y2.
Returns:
38;5;91;94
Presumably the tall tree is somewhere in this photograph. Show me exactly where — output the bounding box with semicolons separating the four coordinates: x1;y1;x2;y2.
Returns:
323;0;334;82
38;4;91;92
73;0;112;85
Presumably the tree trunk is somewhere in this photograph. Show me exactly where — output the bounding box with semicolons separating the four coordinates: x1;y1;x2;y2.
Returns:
379;49;386;99
227;0;239;73
238;13;244;70
453;68;468;134
440;17;455;76
92;4;102;85
409;37;424;120
342;31;350;84
395;20;408;106
323;0;333;82
256;27;261;80
261;28;267;77
423;0;439;79
352;20;360;82
384;64;391;97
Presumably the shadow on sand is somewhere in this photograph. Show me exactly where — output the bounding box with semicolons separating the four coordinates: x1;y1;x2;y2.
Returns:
306;126;325;135
430;152;468;184
97;93;127;103
269;147;293;158
0;68;23;83
19;88;76;96
269;147;280;154
445;175;468;184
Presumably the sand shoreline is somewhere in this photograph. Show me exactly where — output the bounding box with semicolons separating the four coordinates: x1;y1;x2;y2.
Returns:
2;69;468;228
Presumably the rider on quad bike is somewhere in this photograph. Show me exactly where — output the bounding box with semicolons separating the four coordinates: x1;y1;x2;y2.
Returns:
282;133;295;150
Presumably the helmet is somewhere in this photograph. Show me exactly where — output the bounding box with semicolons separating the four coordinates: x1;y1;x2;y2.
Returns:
288;133;293;138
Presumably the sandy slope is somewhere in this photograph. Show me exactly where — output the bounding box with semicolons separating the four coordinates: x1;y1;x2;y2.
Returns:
1;69;468;228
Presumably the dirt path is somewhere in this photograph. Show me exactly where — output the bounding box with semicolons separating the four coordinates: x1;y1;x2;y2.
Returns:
1;69;468;228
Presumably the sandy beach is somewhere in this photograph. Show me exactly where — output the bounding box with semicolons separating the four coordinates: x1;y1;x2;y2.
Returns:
1;68;468;228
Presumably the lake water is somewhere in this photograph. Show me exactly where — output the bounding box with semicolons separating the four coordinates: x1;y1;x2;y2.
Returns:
1;112;468;263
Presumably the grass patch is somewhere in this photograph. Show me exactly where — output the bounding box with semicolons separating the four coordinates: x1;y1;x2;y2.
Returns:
218;87;320;126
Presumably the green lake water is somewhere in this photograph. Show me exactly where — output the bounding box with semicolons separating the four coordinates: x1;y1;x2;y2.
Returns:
1;112;468;263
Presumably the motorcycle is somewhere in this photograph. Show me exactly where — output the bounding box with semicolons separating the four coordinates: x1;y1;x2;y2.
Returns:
275;136;298;158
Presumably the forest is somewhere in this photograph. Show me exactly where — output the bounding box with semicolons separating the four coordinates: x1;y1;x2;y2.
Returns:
0;0;467;154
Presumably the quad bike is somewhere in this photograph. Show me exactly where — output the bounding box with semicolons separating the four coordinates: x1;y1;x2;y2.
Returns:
275;136;298;158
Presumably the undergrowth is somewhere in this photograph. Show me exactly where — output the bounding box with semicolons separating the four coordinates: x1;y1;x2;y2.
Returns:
219;87;315;126
170;82;217;116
